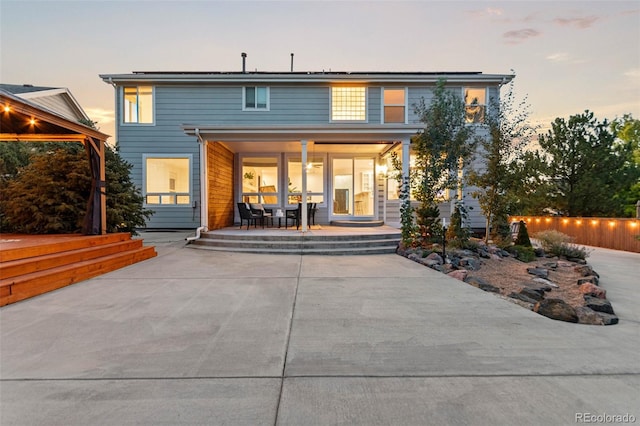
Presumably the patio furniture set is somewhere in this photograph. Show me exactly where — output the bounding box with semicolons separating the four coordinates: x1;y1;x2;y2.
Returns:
237;202;317;230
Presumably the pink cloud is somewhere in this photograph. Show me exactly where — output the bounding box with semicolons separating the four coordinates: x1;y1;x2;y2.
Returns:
503;28;541;44
553;16;599;28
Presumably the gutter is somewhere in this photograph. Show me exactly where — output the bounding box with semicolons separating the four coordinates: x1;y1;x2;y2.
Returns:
185;226;206;243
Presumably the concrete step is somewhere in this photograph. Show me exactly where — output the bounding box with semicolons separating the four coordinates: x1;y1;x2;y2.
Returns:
190;232;400;255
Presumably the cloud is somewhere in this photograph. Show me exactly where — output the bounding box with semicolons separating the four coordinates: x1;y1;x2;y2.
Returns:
468;7;504;18
546;52;569;62
546;52;587;65
503;28;541;44
84;107;114;126
624;68;640;79
553;16;599;29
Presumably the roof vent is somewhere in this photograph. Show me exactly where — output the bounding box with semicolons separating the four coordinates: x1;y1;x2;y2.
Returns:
241;52;247;73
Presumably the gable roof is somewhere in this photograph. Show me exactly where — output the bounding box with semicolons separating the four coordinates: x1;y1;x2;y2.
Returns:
0;84;89;122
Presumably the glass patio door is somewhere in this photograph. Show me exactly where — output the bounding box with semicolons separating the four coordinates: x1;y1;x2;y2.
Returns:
332;157;374;218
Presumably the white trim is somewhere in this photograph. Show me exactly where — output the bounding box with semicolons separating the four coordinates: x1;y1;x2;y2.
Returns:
142;153;193;207
242;86;270;111
121;85;155;126
381;87;407;124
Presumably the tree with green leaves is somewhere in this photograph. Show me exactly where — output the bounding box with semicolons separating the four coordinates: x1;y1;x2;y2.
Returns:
467;78;537;243
610;114;640;217
527;111;636;217
411;79;477;246
0;142;153;234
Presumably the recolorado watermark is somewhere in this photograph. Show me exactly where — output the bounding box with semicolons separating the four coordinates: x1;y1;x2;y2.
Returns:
576;413;636;423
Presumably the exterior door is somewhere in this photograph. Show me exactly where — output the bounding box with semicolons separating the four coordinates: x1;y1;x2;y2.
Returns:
331;157;375;218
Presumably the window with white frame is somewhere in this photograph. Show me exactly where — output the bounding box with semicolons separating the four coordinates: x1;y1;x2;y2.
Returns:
464;88;486;124
244;86;269;110
242;156;279;204
123;86;153;124
331;87;366;121
287;156;325;205
383;88;406;123
144;155;191;205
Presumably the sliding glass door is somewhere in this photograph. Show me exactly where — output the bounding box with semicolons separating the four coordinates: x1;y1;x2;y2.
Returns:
332;157;374;218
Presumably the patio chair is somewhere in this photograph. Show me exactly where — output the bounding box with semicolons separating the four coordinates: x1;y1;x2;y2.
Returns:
250;203;273;227
237;202;262;229
285;203;301;229
308;202;317;226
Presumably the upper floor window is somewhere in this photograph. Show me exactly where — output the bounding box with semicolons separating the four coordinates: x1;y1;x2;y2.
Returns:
383;88;406;123
331;87;366;121
464;88;486;124
244;86;269;110
123;86;153;124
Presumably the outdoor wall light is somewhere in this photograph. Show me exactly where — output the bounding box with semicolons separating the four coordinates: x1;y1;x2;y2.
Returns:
591;220;598;226
3;105;10;112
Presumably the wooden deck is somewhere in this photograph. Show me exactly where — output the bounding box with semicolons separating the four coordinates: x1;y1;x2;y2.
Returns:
1;233;157;306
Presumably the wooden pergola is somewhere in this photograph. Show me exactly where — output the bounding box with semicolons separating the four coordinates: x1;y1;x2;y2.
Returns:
0;90;109;234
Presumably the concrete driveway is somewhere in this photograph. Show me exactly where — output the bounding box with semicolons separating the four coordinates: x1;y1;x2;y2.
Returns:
1;233;638;425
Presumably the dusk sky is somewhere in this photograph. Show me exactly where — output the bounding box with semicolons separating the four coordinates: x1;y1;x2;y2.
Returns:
1;0;639;143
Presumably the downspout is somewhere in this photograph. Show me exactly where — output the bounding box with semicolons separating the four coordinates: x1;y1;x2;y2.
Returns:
187;128;207;243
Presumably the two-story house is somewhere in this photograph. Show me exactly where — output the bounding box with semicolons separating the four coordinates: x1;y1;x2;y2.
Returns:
100;70;513;232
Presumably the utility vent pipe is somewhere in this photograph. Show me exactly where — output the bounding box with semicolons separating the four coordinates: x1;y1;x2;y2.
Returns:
290;53;294;72
241;52;247;73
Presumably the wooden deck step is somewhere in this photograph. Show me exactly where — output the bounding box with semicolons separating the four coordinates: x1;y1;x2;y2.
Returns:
1;239;144;280
1;246;156;306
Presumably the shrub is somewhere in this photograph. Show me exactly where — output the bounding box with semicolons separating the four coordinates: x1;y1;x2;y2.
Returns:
506;244;536;262
533;229;590;260
514;220;532;247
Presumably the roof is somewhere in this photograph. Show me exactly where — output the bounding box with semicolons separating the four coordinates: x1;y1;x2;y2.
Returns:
0;89;109;141
0;84;59;94
0;83;89;122
100;71;515;85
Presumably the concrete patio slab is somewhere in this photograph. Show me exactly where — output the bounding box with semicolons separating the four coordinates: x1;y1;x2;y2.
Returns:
277;376;640;426
1;232;638;425
1;276;297;378
2;378;280;426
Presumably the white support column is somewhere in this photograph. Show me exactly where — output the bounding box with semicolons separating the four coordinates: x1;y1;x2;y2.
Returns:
301;139;308;232
195;129;208;230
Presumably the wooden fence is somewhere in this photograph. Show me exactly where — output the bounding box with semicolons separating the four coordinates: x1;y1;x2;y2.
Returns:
508;216;640;253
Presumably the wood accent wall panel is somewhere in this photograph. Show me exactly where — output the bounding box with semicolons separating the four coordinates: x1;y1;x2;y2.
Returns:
207;143;235;230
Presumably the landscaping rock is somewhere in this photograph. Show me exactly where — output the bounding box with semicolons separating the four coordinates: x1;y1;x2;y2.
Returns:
447;270;468;281
575;307;619;326
464;276;501;293
519;287;544;301
584;295;615;315
577;276;599;286
569;257;587;265
543;261;558;270
527;267;549;278
509;292;538;305
534;248;545;257
534;299;579;323
422;259;441;268
574;264;593;276
521;281;552;294
425;252;443;265
578;282;606;299
460;257;481;271
532;277;559;288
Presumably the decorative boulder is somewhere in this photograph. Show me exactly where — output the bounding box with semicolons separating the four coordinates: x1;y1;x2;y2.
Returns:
527;267;549;279
509;292;538;305
574;265;593;276
447;270;468;281
577;276;599;286
464;276;501;293
534;299;579;323
584;295;615;315
425;252;443;265
519;287;544;301
579;282;606;299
